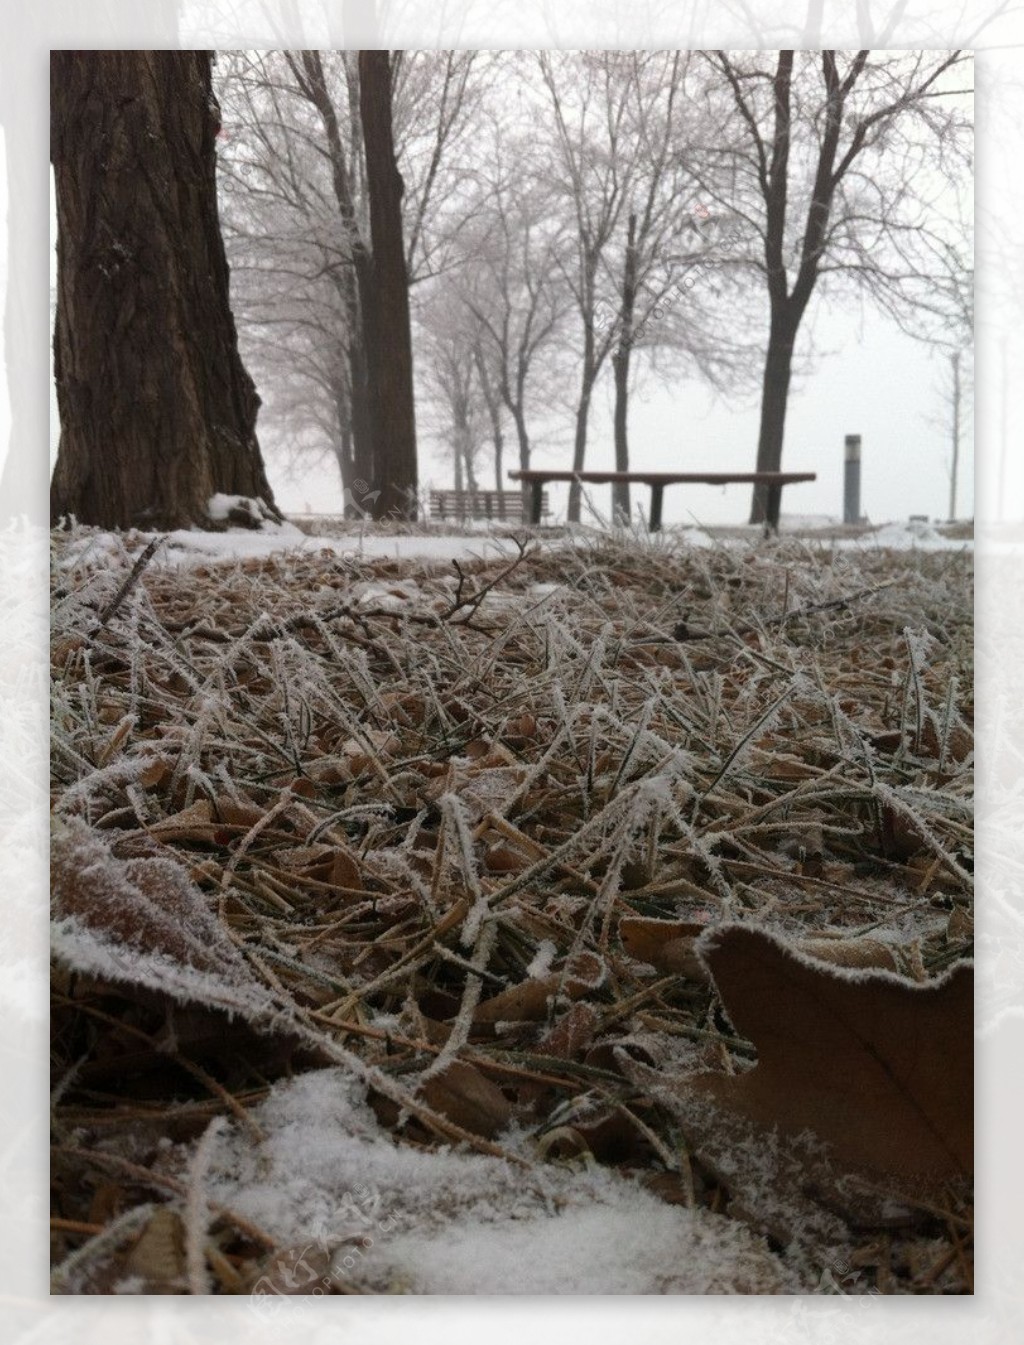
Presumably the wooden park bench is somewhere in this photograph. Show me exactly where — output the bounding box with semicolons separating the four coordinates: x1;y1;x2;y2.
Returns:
508;469;817;532
429;487;549;524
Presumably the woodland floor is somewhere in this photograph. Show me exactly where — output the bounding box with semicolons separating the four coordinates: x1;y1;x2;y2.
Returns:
49;524;974;1296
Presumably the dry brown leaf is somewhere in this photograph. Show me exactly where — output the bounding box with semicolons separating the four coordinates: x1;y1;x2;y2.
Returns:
622;912;907;981
689;925;972;1183
52;817;246;975
483;843;529;874
124;1206;186;1293
212;797;266;829
512;712;537;739
418;1059;512;1139
879;803;931;860
473;951;605;1024
619;916;710;981
947;904;973;942
471;978;556;1024
329;848;363;892
305;758;351;786
137;758;170;789
534;1002;599;1061
424;763;527;821
382;691;426;725
339;729;402;768
794;935;902;974
146;798;219;842
919;717;973;763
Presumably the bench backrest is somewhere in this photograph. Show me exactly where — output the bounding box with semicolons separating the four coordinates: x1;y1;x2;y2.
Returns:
429;489;549;521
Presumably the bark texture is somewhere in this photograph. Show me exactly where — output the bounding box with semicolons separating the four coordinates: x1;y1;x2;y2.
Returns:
50;50;279;530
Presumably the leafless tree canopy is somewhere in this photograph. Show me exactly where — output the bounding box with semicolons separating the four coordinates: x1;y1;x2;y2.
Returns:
214;48;972;520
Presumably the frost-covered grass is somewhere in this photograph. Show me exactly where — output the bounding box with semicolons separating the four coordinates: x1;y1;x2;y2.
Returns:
50;524;973;1295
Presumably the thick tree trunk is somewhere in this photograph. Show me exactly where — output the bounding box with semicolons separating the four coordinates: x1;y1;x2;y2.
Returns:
335;428;355;505
2;3;179;525
358;50;418;521
750;304;799;525
611;213;638;524
50;51;279;530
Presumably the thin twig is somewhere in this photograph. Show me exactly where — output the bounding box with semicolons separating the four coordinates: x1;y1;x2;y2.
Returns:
96;535;166;627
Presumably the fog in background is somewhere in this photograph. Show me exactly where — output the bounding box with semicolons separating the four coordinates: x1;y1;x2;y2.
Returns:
41;50;972;529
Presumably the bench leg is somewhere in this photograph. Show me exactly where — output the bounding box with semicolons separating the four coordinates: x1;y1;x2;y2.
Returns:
530;481;544;526
648;484;665;532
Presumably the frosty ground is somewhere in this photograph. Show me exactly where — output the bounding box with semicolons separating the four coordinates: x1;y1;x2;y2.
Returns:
50;519;974;1296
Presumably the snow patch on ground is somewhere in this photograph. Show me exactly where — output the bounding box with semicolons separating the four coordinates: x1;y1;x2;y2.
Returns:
55;517;971;579
206;1068;794;1295
163;530;527;568
862;519;949;549
205;493;281;527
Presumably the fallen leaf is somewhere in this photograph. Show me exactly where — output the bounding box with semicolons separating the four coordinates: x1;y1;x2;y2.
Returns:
621;913;909;979
124;1206;186;1293
687;925;972;1183
52;817;244;974
473;952;605;1024
535;1002;599;1061
212;797;267;829
483;843;529;874
146;799;219;843
794;935;903;975
418;1059;512;1139
138;757;170;789
619;916;709;981
947;904;973;942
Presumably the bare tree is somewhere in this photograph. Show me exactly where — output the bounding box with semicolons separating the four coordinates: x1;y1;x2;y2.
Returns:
216;50;479;512
472;338;507;493
217;54;360;503
50;51;280;530
536;51;638;524
392;51;483;282
277;49;377;496
451;144;572;505
610;211;640;521
416;288;489;494
696;49;973;523
536;51;746;524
